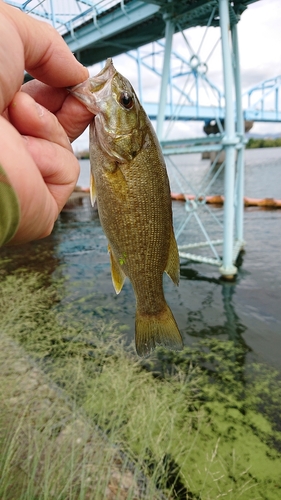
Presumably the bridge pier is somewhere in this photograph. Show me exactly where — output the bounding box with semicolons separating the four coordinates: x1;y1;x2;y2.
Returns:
232;20;245;251
164;0;247;279
218;0;239;279
156;13;174;141
218;0;246;279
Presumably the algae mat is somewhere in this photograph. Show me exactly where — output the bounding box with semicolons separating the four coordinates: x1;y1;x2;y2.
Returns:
0;270;281;499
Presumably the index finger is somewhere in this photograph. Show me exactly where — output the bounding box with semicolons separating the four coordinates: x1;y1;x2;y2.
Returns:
1;1;88;87
22;80;94;142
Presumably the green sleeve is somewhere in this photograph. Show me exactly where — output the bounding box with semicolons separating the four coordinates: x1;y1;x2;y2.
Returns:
0;165;20;246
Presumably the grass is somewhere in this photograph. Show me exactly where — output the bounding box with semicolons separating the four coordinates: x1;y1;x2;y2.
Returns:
0;403;146;500
0;269;281;499
0;337;154;500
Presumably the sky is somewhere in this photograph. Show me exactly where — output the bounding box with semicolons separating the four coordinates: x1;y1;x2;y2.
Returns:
65;0;281;152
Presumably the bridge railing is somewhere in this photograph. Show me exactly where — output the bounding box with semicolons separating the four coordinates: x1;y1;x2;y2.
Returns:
243;75;281;122
6;0;123;34
8;1;281;125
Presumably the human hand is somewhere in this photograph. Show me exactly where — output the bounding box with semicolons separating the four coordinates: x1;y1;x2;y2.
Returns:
0;1;93;245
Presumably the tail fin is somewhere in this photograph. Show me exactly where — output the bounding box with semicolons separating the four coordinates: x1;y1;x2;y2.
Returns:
135;304;183;358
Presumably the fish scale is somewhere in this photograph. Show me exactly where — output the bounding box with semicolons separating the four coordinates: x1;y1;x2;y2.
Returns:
69;58;183;357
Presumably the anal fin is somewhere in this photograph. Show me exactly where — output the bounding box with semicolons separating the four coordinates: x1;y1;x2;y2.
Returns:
108;245;126;294
90;172;96;207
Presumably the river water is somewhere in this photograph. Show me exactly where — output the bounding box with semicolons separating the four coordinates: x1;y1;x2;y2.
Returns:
2;147;281;370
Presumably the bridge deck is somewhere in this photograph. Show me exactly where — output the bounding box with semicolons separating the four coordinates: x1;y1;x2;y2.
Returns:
61;0;258;67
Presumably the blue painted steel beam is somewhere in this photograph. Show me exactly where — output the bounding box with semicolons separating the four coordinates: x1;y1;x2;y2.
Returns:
143;105;281;124
156;15;175;140
143;102;225;121
63;1;160;53
232;20;245;248
161;144;223;155
219;0;238;279
244;110;281;122
161;135;223;147
161;134;224;155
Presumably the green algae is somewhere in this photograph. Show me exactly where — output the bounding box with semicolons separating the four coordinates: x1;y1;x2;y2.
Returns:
0;271;281;499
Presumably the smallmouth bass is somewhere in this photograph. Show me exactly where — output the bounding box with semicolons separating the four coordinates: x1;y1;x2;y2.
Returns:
69;58;183;357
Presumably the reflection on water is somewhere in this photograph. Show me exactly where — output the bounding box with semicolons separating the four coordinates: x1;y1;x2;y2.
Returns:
1;148;281;371
0;235;61;281
222;281;247;344
180;262;247;347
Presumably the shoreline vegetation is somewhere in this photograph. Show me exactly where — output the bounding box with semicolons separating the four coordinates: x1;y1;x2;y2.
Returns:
75;138;281;159
246;137;281;148
0;269;281;499
0;332;156;500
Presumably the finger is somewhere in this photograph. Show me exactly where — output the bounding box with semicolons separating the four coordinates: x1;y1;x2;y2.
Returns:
56;95;94;143
22;135;80;212
22;81;93;142
9;91;72;151
22;80;68;113
0;5;24;111
1;2;88;86
0;116;57;243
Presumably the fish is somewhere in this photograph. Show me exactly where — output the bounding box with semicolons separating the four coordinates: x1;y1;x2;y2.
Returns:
69;58;183;357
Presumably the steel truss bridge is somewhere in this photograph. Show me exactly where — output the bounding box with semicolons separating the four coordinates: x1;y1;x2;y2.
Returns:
7;0;281;278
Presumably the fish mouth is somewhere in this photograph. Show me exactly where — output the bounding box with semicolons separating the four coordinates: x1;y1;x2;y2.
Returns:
68;58;117;113
68;80;97;110
93;58;116;82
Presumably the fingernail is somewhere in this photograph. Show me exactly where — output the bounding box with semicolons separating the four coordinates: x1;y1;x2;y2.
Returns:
35;102;44;117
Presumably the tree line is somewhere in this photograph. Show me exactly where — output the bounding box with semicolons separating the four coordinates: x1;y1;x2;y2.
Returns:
246;137;281;148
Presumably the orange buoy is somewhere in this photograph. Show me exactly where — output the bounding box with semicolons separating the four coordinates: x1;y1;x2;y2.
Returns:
171;193;281;209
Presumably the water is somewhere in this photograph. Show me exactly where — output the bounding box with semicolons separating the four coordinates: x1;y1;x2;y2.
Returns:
2;148;281;370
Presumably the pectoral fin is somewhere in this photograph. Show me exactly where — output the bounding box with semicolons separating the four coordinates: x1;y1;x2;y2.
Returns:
108;245;126;294
90;172;96;207
165;230;180;286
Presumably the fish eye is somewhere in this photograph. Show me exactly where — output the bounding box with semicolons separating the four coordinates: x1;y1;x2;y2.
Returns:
120;91;134;109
